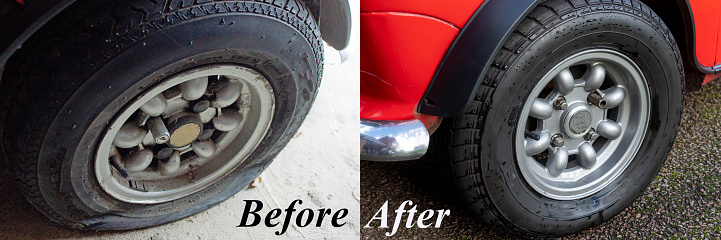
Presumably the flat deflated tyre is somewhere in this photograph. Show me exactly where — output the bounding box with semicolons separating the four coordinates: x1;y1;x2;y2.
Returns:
431;0;683;236
0;0;322;229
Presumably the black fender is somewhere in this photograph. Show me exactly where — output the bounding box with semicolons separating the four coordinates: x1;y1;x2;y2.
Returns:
417;0;540;117
0;0;351;79
317;0;352;50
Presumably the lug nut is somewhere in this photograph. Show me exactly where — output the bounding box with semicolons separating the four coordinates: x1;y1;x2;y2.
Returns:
551;134;564;147
193;98;211;113
585;128;600;141
587;92;607;109
197;128;214;141
156;147;175;159
553;97;568;110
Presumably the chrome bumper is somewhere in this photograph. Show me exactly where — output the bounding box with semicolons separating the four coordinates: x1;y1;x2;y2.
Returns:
360;119;429;161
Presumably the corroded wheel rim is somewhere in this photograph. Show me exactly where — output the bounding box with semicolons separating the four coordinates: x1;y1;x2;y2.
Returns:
515;49;650;200
95;65;275;204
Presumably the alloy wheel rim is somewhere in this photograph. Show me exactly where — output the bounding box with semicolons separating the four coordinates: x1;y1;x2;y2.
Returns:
95;64;275;204
515;49;650;200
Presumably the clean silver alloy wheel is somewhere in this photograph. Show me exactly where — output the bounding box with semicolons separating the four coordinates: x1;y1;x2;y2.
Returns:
515;49;650;200
95;65;275;204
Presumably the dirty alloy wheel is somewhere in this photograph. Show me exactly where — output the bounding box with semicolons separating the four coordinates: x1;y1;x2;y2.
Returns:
0;0;322;230
430;0;683;237
95;65;276;204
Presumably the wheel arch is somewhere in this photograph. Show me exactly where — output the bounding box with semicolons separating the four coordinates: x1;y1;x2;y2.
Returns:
418;0;706;118
639;0;708;90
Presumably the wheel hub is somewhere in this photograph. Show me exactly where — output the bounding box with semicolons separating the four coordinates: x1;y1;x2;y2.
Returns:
562;105;593;138
166;113;203;148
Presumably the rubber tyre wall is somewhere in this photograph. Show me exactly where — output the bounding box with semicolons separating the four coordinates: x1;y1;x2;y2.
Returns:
429;0;683;237
0;0;323;230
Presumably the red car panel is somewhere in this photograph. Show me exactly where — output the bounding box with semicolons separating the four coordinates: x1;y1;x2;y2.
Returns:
360;0;484;120
360;0;482;28
689;0;720;67
360;12;458;120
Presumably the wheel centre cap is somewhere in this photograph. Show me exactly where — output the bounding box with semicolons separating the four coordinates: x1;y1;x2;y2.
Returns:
167;113;203;148
562;105;592;137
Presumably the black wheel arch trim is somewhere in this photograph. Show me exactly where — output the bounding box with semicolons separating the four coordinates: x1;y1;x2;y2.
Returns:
417;0;540;117
418;0;721;118
0;0;351;83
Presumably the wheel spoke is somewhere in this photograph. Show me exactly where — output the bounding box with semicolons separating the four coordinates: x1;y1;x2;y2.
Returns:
180;77;208;101
546;147;568;177
525;131;551;156
140;94;168;117
577;142;597;169
158;151;181;175
554;69;575;95
124;149;154;172
600;86;626;108
212;81;242;108
192;140;218;158
583;64;606;92
597;120;622;139
199;107;217;123
162;98;190;116
530;99;553;119
113;122;147;148
213;109;243;132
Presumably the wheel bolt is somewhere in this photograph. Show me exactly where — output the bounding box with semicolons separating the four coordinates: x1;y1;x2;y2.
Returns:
551;134;564;147
585;128;600;141
148;117;170;144
587;92;607;109
553;97;568;110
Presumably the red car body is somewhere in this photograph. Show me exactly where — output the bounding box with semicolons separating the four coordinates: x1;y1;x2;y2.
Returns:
361;0;721;122
361;0;482;120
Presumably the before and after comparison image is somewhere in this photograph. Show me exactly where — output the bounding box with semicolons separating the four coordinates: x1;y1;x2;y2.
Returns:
3;0;721;239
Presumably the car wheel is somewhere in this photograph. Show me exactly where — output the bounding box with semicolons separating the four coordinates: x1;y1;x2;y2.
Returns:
430;0;683;236
0;0;322;230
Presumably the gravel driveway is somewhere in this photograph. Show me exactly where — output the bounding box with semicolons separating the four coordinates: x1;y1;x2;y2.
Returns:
362;79;721;239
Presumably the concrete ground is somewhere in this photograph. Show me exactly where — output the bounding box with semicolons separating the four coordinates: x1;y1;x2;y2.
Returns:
0;9;360;238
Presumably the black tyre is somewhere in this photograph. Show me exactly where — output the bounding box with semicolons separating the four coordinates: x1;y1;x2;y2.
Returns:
431;0;683;236
0;0;322;230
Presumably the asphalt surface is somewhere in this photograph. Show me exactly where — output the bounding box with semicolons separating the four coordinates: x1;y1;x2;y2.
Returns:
362;79;721;239
0;32;360;240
